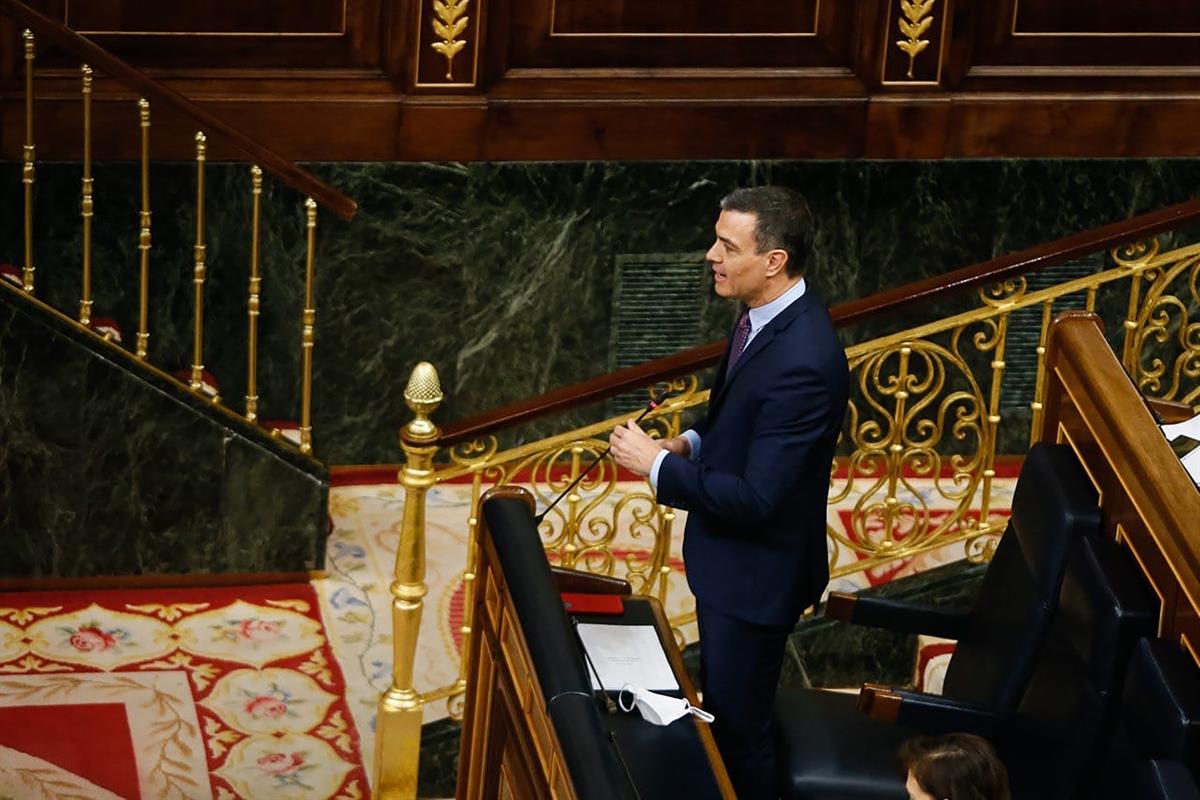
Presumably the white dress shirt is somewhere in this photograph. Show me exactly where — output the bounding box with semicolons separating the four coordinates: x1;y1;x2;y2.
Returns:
648;277;807;490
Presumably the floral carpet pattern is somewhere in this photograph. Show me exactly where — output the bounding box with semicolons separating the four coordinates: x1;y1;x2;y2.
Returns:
0;584;367;799
0;472;1016;798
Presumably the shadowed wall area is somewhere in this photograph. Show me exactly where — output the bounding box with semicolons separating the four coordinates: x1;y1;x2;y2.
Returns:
2;159;1200;464
0;284;329;578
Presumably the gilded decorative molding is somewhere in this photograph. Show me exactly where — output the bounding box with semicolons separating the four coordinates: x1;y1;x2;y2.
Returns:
896;0;938;79
431;0;471;81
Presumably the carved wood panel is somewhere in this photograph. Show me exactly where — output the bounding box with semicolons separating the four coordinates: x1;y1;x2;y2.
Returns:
501;0;852;71
7;0;1200;159
18;0;383;70
972;0;1200;70
65;0;346;35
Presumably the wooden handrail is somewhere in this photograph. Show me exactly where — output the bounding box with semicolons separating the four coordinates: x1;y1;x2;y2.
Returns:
435;194;1200;447
0;0;356;221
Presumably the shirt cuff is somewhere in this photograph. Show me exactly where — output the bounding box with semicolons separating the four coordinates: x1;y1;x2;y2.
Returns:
681;429;702;461
649;449;670;492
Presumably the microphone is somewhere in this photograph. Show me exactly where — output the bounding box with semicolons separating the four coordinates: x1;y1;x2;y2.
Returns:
534;387;671;525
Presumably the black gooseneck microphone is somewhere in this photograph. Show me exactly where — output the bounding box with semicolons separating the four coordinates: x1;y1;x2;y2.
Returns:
534;387;672;524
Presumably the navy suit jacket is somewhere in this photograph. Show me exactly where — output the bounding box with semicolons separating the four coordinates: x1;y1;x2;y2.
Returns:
657;288;849;627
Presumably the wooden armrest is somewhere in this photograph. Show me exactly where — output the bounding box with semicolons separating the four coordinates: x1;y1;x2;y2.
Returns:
824;591;857;621
1149;397;1195;424
857;683;901;723
550;566;631;596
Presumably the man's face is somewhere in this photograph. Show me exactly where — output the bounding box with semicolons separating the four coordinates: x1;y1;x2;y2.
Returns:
706;209;772;307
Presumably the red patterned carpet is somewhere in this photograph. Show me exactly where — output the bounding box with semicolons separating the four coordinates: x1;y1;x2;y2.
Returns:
0;583;368;799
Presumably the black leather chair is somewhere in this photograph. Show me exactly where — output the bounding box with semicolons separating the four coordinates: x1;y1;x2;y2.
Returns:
773;443;1102;800
998;535;1158;798
1095;637;1200;800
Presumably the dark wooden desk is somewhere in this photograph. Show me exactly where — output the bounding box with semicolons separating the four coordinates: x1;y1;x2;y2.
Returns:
1041;312;1200;663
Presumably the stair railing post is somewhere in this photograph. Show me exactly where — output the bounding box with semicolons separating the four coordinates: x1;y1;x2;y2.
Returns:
135;98;152;359
79;64;94;324
375;361;443;799
190;131;210;396
22;29;36;294
246;166;263;422
299;197;317;453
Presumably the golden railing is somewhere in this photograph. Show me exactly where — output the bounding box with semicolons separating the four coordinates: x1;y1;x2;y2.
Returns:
374;234;1200;796
2;1;357;457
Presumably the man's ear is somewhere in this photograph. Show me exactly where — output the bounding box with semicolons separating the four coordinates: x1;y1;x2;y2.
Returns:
764;249;788;278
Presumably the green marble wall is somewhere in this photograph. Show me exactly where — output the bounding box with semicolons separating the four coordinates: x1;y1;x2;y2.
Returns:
3;159;1199;464
0;283;329;577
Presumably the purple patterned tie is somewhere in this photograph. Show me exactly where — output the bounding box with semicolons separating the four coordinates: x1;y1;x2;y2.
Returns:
725;308;752;379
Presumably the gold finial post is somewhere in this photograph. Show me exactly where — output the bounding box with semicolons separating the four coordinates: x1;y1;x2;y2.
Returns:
246;166;264;422
136;99;152;359
299;197;317;454
79;64;94;325
190;131;209;395
375;362;443;798
22;29;36;294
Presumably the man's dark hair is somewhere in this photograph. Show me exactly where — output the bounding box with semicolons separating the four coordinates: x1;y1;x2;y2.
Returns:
719;186;814;278
900;734;1011;800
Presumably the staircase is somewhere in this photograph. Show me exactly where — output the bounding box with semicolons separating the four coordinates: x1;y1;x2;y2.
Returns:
0;0;355;580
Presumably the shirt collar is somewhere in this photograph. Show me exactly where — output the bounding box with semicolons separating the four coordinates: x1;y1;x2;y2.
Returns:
747;277;807;334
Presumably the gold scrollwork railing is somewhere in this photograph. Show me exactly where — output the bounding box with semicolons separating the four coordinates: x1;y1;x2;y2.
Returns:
3;10;356;459
376;236;1200;796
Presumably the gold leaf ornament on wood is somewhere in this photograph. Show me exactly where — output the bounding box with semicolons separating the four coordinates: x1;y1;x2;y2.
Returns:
431;0;471;80
896;0;937;79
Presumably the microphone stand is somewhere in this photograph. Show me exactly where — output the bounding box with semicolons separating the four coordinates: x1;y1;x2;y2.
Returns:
534;388;671;525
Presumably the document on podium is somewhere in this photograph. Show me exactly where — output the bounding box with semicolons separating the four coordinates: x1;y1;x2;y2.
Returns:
1161;413;1200;485
575;623;680;692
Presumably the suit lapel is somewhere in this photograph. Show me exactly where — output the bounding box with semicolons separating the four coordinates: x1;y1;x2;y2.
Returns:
708;289;816;414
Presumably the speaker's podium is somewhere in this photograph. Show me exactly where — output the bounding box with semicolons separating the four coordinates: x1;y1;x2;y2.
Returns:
456;486;735;800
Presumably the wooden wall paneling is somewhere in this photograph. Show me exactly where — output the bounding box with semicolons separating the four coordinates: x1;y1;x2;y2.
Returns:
479;100;868;160
23;0;385;72
11;0;1200;160
969;0;1200;79
501;0;854;73
66;0;346;35
1012;0;1200;37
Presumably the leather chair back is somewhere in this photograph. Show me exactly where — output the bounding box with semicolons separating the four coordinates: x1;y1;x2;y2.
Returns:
483;497;638;799
1002;535;1157;798
1097;637;1200;799
942;443;1102;708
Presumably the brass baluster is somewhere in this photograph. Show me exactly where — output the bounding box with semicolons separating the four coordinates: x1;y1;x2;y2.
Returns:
79;64;94;325
300;198;317;454
448;468;485;716
1029;299;1054;445
246;166;264;422
22;29;35;293
136;99;152;359
979;313;1011;525
376;362;442;797
190;132;210;396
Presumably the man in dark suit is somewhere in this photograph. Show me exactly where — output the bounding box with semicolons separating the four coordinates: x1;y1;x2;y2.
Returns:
610;186;850;799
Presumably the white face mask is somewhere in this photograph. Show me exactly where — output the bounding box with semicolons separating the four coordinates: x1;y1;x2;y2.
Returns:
618;684;715;726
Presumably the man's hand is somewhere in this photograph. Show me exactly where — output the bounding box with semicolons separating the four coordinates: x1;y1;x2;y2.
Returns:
660;435;692;459
610;420;664;477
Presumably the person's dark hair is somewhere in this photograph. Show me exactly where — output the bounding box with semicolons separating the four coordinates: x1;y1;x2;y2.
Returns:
900;734;1010;800
719;186;813;278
